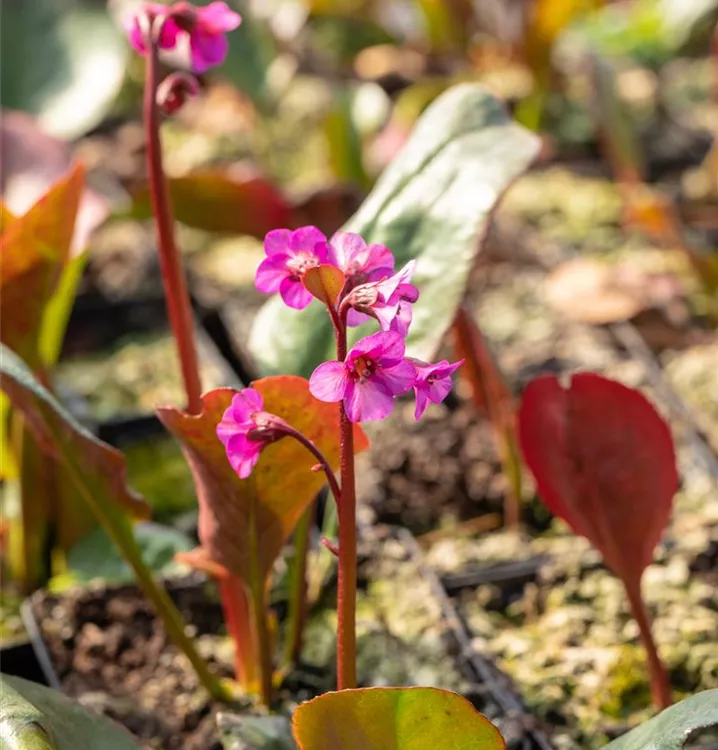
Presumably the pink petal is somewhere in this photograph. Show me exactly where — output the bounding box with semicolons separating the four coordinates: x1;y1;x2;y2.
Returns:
374;300;401;331
157;17;181;49
226;434;262;478
379;359;416;396
389;301;412;337
265;228;293;256
217;407;241;447
344;378;395;422
346;309;372;327
232;388;264;422
309;361;349;403
290;226;326;255
427;376;454;405
413;387;430;420
363;243;395;274
190;29;229;73
279;276;313;309
255;255;289;294
375;330;406;366
196;1;242;33
127;17;147;54
349;330;392;361
328;232;366;270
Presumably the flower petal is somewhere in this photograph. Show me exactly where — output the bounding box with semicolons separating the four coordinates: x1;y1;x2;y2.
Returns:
279;276;313;309
374;330;407;366
264;228;293;256
413;386;430;420
363;243;395;274
344;378;395;422
255;255;289;294
309;361;349;403
197;1;242;33
190;30;229;73
290;226;326;255
346;308;372;327
232;388;264;421
226;433;262;478
380;359;416;395
348;330;394;362
328;232;366;270
389;300;413;337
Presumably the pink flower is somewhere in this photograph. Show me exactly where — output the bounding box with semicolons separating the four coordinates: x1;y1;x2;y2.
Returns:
255;227;331;310
217;388;288;478
411;359;464;420
326;232;394;286
126;2;241;73
309;331;416;422
127;3;181;55
346;261;419;334
188;2;242;73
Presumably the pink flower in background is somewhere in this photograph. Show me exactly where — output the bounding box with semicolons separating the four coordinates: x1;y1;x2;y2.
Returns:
255;227;330;310
411;359;464;420
217;388;288;479
126;1;241;73
187;1;242;73
345;261;419;334
127;3;180;55
327;232;394;286
309;331;416;422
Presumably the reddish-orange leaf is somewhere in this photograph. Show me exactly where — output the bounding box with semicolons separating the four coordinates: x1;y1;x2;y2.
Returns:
157;377;369;582
517;373;678;583
303;264;346;307
0;163;84;369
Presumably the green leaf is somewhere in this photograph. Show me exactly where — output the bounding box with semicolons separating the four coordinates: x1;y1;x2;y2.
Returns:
0;674;143;750
292;687;506;750
248;84;540;377
604;690;718;749
0;4;128;139
50;522;194;590
0;344;228;701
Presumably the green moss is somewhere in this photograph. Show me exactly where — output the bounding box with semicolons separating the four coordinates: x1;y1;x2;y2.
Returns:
599;646;653;719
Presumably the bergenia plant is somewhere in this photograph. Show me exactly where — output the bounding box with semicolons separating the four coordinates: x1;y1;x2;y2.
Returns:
221;226;463;690
517;372;678;709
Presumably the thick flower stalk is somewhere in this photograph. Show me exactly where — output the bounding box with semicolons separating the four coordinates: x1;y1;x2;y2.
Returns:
221;225;462;690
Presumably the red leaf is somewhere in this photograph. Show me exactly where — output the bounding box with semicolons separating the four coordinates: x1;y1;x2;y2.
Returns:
517;373;678;583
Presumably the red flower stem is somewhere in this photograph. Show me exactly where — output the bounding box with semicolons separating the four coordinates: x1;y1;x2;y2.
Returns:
143;15;203;414
218;574;259;693
334;318;357;690
623;576;672;709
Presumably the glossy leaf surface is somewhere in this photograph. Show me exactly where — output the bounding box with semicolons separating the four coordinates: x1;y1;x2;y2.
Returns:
293;687;506;750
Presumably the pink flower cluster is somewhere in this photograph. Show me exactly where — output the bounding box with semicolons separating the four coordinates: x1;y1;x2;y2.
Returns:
257;226;463;423
127;2;241;73
218;225;462;479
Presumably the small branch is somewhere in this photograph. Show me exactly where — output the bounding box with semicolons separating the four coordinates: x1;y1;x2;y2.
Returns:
143;14;203;414
282;425;342;507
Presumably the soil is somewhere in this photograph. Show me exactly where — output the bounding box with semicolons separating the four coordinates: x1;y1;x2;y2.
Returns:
28;528;545;750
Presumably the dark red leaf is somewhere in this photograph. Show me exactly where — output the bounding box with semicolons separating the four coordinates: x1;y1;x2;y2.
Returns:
517;373;678;583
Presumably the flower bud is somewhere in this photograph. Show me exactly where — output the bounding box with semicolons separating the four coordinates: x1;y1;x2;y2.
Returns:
157;72;200;115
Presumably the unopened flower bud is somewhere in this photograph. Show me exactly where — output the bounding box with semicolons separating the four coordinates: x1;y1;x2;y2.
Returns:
157;72;200;115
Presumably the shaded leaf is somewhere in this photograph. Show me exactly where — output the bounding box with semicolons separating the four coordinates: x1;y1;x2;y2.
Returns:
604;689;718;749
0;673;143;750
292;687;506;750
0;343;227;699
517;372;678;583
0;4;128;139
249;84;540;377
157;378;368;581
128;169;291;238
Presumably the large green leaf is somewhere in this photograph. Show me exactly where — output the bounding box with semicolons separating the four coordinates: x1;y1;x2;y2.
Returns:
292;687;506;750
0;344;227;700
248;84;540;377
0;674;142;750
604;690;718;749
0;3;128;139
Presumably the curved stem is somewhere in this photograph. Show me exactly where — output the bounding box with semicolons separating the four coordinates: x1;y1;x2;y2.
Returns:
334;323;357;690
143;15;203;414
624;576;672;709
282;425;342;506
